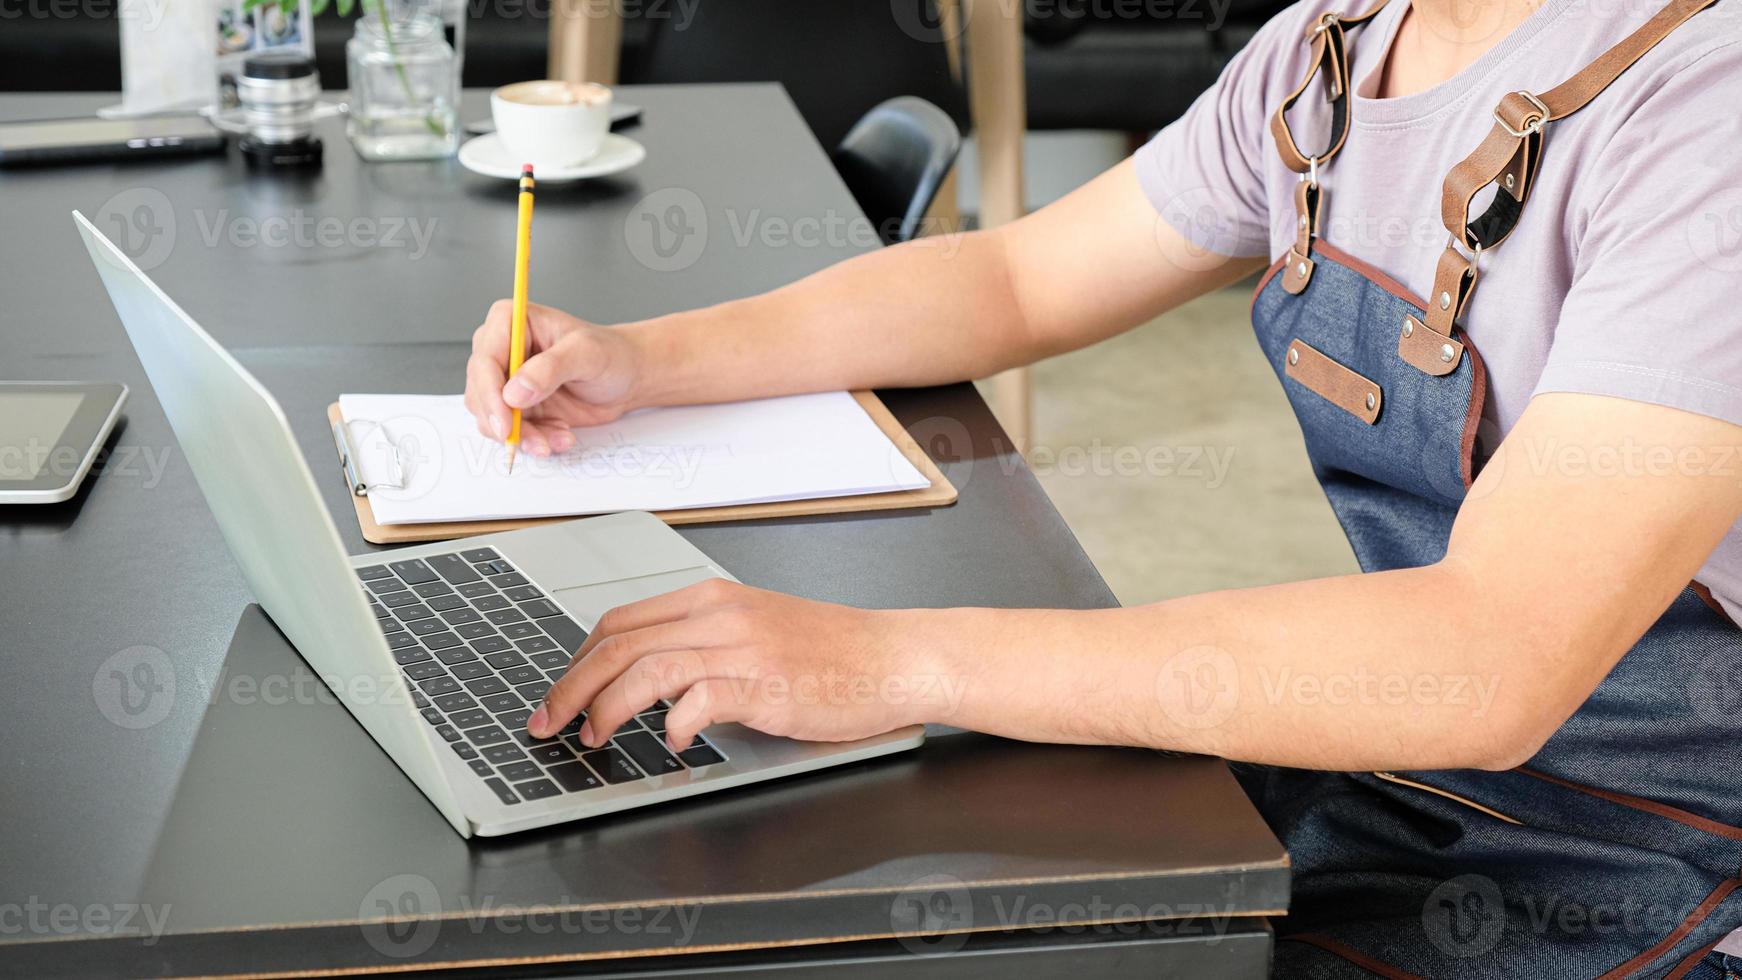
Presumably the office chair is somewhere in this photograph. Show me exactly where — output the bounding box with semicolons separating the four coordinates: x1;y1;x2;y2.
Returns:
831;97;962;247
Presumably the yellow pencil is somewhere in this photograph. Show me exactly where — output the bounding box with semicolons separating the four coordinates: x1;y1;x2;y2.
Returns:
506;163;535;474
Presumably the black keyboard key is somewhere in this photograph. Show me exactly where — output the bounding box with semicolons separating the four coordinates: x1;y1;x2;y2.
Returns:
434;647;478;666
480;692;523;714
389;635;424;654
389;559;439;585
503;585;544;602
519;598;563;618
516;635;559;654
414;581;455;599
678;741;725;768
464;676;509;696
418;675;460;696
561;713;586;734
515;681;552;703
512;729;557;748
457;581;496;599
413;692;431;709
379;590;419;607
545;668;569;684
453;742;479;760
639;709;667;732
435;724;462;742
434;692;477;713
406;661;447;681
529;650;570;670
471;636;513;655
428;594;467;612
357;565;392;580
473;594;512;611
583;747;644;783
496;707;533;730
482;777;520;804
457;623;497;641
408;618;448;636
423;632;465;651
368;578;409;595
482;743;526;764
502;623;542;641
515;778;561;801
450;661;491;681
427;553;483;585
613;714;645;733
547;761;602;792
485;651;529;670
617;731;684;775
479;560;515;575
370;603;390;619
441;608;483;626
490;572;529;588
528;743;574;766
501;665;543;686
461;547;500;563
487;608;528;626
499;761;542;782
395;603;436;623
562;733;588;754
465;725;509;746
450;708;491;729
540;616;589;654
420;707;442;724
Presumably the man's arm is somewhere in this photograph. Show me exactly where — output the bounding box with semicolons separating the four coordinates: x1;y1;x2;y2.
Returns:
528;393;1742;774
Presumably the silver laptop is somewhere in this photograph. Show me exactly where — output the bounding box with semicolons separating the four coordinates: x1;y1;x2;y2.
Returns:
74;211;924;838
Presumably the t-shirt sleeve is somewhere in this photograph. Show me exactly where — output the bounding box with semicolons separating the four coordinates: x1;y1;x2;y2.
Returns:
1133;8;1309;259
1534;41;1742;427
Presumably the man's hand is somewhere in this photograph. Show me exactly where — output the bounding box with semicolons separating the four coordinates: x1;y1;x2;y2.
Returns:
527;579;952;752
463;300;643;456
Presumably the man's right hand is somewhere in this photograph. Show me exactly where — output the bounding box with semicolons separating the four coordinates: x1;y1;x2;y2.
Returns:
464;300;643;456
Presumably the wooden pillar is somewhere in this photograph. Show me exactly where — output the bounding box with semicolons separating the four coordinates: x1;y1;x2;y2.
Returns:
964;0;1030;454
548;0;622;84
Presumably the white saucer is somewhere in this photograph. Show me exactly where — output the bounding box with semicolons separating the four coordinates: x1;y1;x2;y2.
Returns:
458;132;646;182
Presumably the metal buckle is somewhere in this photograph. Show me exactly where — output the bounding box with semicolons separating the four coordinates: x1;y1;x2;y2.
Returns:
1297;154;1321;188
1310;12;1339;35
1493;90;1550;138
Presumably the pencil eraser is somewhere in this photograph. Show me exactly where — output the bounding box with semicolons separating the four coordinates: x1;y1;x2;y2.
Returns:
521;164;534;175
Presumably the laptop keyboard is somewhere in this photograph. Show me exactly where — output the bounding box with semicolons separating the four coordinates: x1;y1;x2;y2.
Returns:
358;547;726;806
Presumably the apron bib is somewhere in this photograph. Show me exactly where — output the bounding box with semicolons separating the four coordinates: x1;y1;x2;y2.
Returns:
1240;2;1742;975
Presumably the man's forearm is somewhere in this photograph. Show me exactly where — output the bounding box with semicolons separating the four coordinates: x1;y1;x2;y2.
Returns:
619;230;1036;408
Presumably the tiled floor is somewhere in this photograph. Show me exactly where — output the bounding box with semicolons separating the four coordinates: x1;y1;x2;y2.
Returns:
999;283;1360;607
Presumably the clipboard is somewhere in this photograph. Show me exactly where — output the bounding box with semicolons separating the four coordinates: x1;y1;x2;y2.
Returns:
326;391;957;545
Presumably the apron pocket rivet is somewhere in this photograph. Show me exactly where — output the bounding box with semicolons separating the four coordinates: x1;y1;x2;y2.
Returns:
1439;291;1452;310
1440;344;1455;362
1403;320;1414;337
1365;392;1376;410
1288;348;1300;365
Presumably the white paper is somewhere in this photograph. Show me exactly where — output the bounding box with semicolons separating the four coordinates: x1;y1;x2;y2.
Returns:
337;391;930;526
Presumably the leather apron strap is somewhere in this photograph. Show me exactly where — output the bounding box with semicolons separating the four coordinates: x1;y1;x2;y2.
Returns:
1270;0;1392;295
1410;0;1723;366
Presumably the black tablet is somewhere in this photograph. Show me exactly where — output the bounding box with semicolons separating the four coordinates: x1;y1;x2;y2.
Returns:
0;382;129;503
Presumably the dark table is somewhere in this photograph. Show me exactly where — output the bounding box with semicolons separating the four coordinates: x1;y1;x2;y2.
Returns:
0;87;1287;978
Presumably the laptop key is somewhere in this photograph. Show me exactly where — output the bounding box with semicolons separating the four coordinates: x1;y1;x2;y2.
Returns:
616;731;684;775
480;692;523;714
457;581;496;599
428;594;467;612
465;725;509;746
516;635;559;654
420;707;443;724
501;665;543;686
457;623;497;641
490;572;529;588
419;676;460;696
389;635;423;653
357;565;392;580
414;581;455;599
496;707;533;730
528;743;574;766
519;599;563;618
482;743;526;764
515;778;561;801
499;761;542;782
501;623;541;641
503;585;544;602
389;559;440;585
453;742;479;761
451;661;491;681
540;616;589;655
450;708;491;729
678;742;725;768
427;553;483;585
423;632;465;652
528;650;570;670
484;651;529;670
512;729;556;748
639;709;667;732
379;590;419;607
435;724;462;743
464;676;509;696
461;547;500;563
547;762;602;792
434;692;477;713
395;603;436;623
370;603;390;619
442;608;483;626
479;560;514;575
368;578;409;595
473;594;512;612
544;668;568;684
487;609;528;626
406;661;446;681
515;681;552;703
413;692;431;709
583;747;644;783
408;618;448;636
482;777;520;805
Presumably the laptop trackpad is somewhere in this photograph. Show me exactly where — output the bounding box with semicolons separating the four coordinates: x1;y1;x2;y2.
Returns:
553;566;724;625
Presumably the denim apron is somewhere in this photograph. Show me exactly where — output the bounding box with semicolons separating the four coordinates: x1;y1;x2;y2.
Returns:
1239;2;1742;976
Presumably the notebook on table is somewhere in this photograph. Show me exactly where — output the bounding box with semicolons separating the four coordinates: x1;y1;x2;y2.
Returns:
328;390;957;544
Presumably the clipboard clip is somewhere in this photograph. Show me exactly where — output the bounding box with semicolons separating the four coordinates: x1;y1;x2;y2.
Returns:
332;418;406;496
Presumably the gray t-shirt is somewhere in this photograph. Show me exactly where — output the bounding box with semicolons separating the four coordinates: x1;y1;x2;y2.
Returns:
1137;0;1742;619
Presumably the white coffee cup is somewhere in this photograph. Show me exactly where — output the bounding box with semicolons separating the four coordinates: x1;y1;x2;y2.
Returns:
490;80;613;168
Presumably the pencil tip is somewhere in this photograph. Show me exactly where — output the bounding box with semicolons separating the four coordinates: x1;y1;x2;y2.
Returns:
507;446;517;475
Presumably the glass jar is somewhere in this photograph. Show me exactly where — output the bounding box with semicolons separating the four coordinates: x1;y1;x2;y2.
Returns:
345;3;459;161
